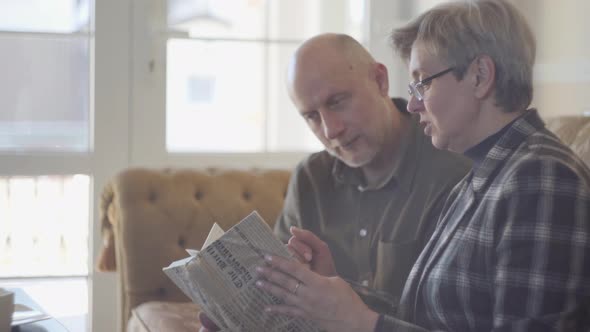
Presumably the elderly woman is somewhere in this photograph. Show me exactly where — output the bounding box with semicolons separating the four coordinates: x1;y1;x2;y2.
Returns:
254;1;590;331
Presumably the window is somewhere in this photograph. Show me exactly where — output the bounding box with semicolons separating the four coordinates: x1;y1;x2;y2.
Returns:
0;0;91;152
0;0;92;277
0;175;90;277
0;1;93;330
163;0;367;152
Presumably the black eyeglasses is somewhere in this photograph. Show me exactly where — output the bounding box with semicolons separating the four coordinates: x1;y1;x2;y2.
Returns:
408;67;455;101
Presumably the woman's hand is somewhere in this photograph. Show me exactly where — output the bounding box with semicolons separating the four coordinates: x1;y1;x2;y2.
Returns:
286;226;337;276
255;254;379;332
198;312;219;332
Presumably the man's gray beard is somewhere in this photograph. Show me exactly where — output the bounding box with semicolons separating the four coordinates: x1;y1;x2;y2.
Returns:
326;147;366;169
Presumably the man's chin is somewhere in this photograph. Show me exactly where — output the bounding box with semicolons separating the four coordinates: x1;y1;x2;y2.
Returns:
338;154;370;169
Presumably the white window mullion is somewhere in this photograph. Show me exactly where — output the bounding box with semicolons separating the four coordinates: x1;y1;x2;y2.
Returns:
92;0;132;331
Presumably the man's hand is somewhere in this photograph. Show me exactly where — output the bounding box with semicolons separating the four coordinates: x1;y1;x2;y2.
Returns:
287;227;337;276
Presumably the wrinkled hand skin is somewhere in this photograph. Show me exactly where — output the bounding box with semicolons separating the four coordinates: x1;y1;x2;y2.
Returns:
256;254;379;332
286;226;337;277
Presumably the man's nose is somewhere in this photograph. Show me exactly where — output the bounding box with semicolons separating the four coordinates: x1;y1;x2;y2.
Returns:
321;111;345;140
406;94;423;114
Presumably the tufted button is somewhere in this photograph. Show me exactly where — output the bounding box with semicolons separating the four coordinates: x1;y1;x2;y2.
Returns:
242;191;251;201
178;237;186;248
148;191;157;202
194;190;203;200
158;287;166;297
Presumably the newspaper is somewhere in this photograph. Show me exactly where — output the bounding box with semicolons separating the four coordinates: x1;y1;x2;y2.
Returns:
163;211;320;332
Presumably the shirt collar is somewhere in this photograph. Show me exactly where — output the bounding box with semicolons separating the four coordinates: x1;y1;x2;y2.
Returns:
464;114;521;169
470;109;545;193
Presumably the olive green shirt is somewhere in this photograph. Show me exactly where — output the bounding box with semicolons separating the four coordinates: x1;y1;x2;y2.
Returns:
274;99;471;308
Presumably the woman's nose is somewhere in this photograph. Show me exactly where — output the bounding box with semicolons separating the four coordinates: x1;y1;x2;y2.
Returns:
406;94;423;114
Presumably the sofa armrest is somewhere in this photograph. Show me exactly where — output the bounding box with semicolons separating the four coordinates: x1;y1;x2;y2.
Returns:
96;180;117;272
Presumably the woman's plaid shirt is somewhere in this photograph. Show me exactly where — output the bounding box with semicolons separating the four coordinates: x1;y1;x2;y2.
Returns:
377;110;590;332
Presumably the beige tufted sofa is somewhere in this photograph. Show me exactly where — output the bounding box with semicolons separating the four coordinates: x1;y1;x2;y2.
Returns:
544;116;590;167
96;115;590;332
97;168;291;332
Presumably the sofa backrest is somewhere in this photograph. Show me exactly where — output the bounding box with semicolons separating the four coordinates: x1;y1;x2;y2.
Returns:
545;116;590;168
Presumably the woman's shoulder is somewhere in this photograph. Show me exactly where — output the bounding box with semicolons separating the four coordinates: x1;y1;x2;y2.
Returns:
501;129;590;188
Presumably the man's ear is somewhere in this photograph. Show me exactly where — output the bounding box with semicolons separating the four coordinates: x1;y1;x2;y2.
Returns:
471;55;496;99
374;63;390;96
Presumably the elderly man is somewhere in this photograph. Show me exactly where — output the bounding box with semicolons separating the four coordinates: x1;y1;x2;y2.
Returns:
274;33;470;307
257;1;590;332
199;33;470;331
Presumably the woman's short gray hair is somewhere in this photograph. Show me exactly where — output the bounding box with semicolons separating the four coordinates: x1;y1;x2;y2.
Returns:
390;0;536;112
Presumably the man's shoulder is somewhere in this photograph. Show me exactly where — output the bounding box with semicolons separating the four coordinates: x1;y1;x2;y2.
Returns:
290;150;337;184
285;151;342;202
296;150;335;174
391;97;409;114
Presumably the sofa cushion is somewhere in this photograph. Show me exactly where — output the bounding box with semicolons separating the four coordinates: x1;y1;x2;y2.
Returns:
127;301;201;332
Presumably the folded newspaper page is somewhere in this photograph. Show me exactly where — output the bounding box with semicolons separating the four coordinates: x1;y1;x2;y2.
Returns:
163;211;320;331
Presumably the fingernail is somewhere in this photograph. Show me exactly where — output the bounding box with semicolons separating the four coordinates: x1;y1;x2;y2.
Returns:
256;280;264;287
264;255;272;262
304;252;312;261
255;266;263;273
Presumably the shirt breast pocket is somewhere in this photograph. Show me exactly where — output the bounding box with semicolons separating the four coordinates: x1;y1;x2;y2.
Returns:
372;239;421;304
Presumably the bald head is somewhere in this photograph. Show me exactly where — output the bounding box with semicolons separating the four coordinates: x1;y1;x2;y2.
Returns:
287;34;377;93
284;33;395;171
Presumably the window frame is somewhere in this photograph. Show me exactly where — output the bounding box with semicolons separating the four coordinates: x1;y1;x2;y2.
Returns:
130;0;370;163
0;3;95;278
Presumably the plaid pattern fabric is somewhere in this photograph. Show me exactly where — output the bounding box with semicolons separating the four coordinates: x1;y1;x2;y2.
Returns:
378;110;590;332
558;296;590;332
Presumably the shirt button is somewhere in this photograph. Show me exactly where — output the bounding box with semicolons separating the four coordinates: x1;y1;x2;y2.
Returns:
359;228;367;237
361;280;369;287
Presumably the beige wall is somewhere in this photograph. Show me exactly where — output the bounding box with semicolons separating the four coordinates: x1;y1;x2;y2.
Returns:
526;0;590;118
456;0;590;118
